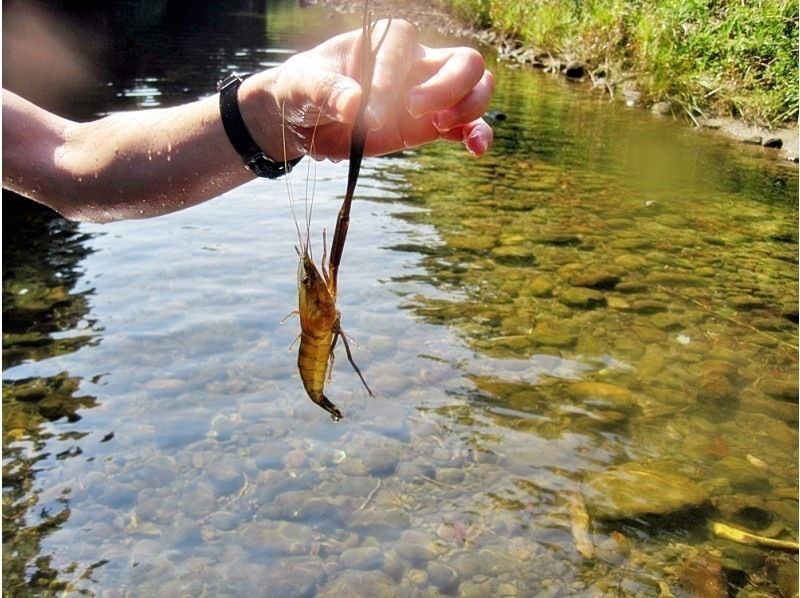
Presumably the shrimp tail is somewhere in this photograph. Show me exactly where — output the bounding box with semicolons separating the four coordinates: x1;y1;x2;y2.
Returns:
315;392;344;422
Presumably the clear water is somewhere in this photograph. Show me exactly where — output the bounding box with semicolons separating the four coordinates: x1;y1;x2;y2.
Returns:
3;1;797;596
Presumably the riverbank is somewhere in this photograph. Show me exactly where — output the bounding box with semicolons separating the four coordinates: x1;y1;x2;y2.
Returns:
322;0;798;163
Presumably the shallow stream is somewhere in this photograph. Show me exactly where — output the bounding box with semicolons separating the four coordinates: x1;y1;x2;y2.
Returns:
3;1;798;596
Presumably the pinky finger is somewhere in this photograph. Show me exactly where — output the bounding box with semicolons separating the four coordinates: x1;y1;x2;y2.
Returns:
441;118;494;156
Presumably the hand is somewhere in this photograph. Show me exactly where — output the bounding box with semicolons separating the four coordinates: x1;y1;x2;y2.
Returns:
240;19;494;163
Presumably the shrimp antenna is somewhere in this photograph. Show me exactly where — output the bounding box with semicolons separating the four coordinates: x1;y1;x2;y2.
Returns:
303;109;324;257
282;100;305;251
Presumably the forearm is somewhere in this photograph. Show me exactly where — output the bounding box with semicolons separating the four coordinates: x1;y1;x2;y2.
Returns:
3;90;263;222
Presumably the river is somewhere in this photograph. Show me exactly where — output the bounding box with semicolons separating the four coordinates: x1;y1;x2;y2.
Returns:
3;1;797;595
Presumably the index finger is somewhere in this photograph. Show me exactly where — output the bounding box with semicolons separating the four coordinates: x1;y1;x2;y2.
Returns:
362;18;421;130
406;46;487;118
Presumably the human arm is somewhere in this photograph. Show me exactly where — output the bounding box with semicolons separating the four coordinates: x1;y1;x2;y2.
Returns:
2;19;494;222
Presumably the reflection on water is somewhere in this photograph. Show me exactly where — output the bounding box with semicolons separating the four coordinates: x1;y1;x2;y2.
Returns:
2;193;102;592
3;1;798;596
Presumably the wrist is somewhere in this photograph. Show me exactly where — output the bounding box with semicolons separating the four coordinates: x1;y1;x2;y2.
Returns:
237;71;303;165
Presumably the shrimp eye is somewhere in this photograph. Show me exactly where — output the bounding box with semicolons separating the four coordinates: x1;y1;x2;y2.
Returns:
302;275;311;286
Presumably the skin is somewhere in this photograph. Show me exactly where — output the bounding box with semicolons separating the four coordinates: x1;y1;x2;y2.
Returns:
2;19;494;223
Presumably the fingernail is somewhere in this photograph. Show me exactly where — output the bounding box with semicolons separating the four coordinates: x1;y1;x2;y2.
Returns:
333;83;360;121
433;109;457;132
466;129;488;156
365;101;388;130
406;91;426;118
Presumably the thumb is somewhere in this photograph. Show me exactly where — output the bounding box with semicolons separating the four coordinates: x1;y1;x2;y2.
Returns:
284;69;362;126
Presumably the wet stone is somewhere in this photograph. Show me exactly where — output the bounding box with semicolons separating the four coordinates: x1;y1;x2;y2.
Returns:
567;269;621;290
427;562;459;593
283;447;308;469
460;579;494;598
251;442;288;470
339;546;383;570
263;557;326;598
475;548;517;577
646;272;706;287
395;529;441;564
529;275;554;297
676;554;728;598
260;489;341;523
318;570;401;598
628;299;668;314
566;382;638;411
435;467;466;485
490;245;538;267
162;517;202;549
728;295;767;310
340;457;369;476
533;233;582;246
583;463;710;519
253;470;295;503
395;461;436;481
154;414;209;450
757;378;798;402
614;281;647;295
331;475;380;497
715;457;771;492
348;508;411;534
208;510;239;531
181;482;216;518
531;321;577;347
364;446;401;476
237;520;315;556
206;454;245;496
210;413;236;442
697;370;738;404
559;287;606;309
648;312;684;331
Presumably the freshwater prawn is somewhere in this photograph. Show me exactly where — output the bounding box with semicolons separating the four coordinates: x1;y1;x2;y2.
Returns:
289;5;390;421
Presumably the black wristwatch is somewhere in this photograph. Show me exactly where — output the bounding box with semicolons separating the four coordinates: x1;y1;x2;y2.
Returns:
217;73;301;179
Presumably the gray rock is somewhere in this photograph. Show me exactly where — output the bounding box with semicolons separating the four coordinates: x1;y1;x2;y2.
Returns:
206;454;245;496
364;446;401;476
339;546;383;570
261;489;341;523
435;467;466;485
317;570;401;598
428;562;459;593
348;508;411;534
181;482;216;518
395;529;441;564
651;101;672;115
237;520;316;556
264;557;326;598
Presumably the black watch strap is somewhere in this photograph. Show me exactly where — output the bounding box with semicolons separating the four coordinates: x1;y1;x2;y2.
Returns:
217;73;301;179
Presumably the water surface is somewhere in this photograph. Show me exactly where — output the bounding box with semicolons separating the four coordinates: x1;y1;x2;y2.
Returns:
3;1;797;596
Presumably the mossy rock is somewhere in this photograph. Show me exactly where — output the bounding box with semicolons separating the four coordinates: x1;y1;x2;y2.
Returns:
530;321;577;347
566;381;638;411
567;268;621;290
558;287;606;309
583;463;710;520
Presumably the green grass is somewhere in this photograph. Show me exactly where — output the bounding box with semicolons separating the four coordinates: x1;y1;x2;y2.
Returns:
442;0;798;127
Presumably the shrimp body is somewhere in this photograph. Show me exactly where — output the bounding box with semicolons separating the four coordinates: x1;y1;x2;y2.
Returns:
289;4;388;420
297;254;343;421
